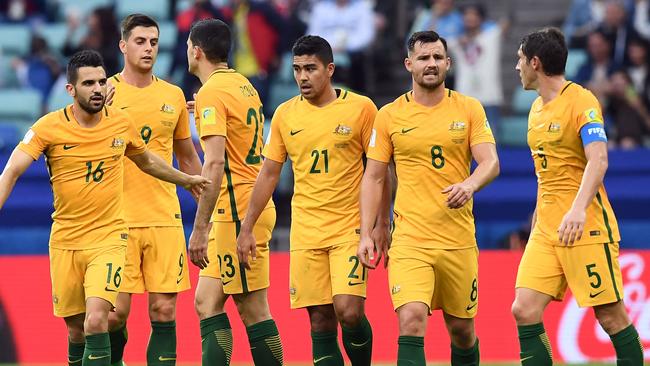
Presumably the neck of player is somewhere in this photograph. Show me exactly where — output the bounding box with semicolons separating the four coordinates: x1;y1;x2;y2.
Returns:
71;103;101;128
198;62;229;84
309;86;338;107
412;81;446;107
537;74;567;105
120;63;154;88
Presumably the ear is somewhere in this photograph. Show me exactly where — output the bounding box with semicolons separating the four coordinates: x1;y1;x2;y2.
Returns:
446;56;452;71
404;57;412;73
119;39;127;54
66;83;75;97
193;46;202;62
326;62;335;78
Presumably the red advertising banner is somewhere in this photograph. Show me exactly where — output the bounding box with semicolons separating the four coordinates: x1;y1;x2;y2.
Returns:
0;251;648;363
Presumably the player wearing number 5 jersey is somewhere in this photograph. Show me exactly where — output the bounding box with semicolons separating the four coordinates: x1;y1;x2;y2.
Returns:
511;28;644;366
359;31;499;366
106;14;203;366
238;35;389;366
0;50;208;366
186;19;283;366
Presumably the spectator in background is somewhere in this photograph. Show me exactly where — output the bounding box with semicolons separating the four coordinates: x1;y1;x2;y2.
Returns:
608;71;650;148
563;0;607;48
625;37;650;106
0;0;44;23
634;0;650;40
170;0;225;99
62;7;121;75
575;30;621;105
221;0;285;108
409;0;464;40
597;0;639;65
448;4;506;132
11;34;60;106
275;0;308;54
307;0;376;92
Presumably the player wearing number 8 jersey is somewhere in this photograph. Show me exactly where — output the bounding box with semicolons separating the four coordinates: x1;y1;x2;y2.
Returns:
511;28;644;366
186;19;282;366
0;50;208;366
359;31;499;365
105;14;203;366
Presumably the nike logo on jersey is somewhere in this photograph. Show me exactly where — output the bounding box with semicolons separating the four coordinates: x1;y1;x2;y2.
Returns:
88;354;110;360
120;106;129;109
401;127;418;134
63;144;78;150
466;303;477;311
589;289;605;298
290;129;304;136
348;281;364;286
314;355;333;364
158;356;176;362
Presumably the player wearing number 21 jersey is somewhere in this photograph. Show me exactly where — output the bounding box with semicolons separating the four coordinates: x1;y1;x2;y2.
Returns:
359;31;499;365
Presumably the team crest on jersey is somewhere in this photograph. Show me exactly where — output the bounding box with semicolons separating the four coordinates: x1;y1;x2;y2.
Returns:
547;122;561;133
449;120;467;143
160;103;175;114
333;124;353;141
584;108;603;123
110;137;125;149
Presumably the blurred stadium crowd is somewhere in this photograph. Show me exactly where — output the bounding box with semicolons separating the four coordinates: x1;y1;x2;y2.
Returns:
1;0;649;251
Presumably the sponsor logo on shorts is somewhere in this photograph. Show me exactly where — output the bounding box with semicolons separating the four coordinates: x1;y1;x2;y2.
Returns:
222;279;233;286
348;280;364;286
104;286;117;292
466;303;477;311
589;289;605;298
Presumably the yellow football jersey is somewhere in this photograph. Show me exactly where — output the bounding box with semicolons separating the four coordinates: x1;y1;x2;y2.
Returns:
194;69;273;223
263;89;377;249
368;90;495;249
527;81;620;245
17;105;147;250
110;74;190;227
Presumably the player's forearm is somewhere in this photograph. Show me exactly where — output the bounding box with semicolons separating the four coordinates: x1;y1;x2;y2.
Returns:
241;164;280;233
465;157;499;192
193;160;224;229
360;171;384;239
0;172;19;210
375;168;392;227
571;155;607;211
178;154;203;177
138;153;191;186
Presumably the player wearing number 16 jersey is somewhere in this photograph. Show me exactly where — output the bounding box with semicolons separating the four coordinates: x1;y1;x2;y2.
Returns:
186;19;283;366
511;28;644;366
105;14;203;366
359;31;499;365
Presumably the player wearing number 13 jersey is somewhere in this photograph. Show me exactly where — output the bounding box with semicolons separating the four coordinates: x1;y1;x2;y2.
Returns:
186;19;282;366
511;28;643;366
359;31;499;365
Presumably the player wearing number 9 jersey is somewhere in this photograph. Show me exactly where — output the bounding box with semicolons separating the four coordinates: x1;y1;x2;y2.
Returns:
0;50;208;366
105;14;203;366
186;19;282;366
511;28;644;366
359;31;499;365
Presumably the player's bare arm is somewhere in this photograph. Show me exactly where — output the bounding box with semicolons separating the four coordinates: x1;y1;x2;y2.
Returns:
443;142;499;209
173;137;203;199
128;150;209;190
0;149;34;209
237;158;283;270
558;141;608;245
188;135;225;269
358;158;389;269
370;165;393;268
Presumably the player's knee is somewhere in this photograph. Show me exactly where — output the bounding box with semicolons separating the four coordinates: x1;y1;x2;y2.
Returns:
448;322;475;348
149;299;176;322
194;293;222;320
398;308;427;336
84;311;109;334
335;305;364;329
67;323;85;343
511;300;542;325
107;310;127;331
309;307;338;332
594;303;629;334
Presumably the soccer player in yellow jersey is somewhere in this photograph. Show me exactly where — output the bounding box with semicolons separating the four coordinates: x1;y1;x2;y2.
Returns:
359;31;500;365
237;35;390;366
511;28;644;366
0;50;208;366
185;19;283;366
103;14;203;366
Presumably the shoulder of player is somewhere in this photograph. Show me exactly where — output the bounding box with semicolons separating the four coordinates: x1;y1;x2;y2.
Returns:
448;90;485;114
32;107;67;131
340;90;377;110
273;95;302;116
104;105;134;126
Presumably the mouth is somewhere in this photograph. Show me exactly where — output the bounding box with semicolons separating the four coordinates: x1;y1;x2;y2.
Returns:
90;96;103;103
300;84;312;93
141;56;153;62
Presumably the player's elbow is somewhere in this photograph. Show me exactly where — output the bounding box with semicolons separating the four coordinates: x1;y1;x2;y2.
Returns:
203;155;225;172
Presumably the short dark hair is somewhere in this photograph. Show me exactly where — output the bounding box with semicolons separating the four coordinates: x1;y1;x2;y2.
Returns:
407;31;448;54
292;35;334;65
520;27;567;76
189;19;231;64
67;50;105;84
121;13;159;40
460;3;486;20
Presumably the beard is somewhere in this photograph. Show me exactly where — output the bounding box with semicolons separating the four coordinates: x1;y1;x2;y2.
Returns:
78;94;105;114
416;69;447;90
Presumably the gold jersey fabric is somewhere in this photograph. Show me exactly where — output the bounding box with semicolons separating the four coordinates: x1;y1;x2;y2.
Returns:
367;90;495;249
527;81;620;245
17;105;147;249
110;74;191;227
194;69;273;222
263;90;377;249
